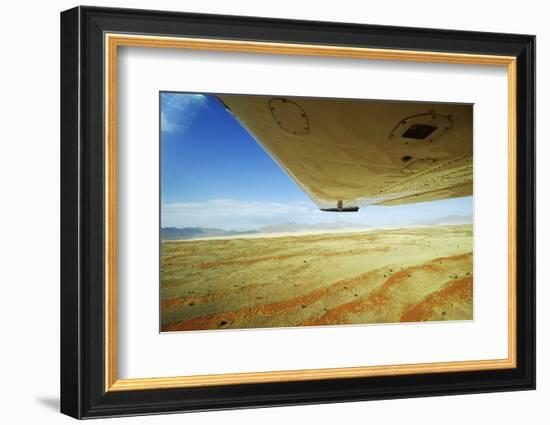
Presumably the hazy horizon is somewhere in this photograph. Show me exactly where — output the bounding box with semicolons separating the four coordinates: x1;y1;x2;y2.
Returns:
161;200;473;231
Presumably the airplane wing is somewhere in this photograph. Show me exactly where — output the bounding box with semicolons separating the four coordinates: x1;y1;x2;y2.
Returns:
217;94;473;211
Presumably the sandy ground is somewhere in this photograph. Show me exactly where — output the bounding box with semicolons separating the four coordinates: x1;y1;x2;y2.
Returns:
160;224;473;332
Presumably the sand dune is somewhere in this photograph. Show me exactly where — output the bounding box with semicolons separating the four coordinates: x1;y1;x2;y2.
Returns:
160;224;473;332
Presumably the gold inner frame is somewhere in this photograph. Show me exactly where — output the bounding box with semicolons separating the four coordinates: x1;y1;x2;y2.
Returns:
104;33;517;392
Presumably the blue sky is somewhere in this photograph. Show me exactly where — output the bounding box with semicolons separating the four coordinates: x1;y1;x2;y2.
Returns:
160;92;473;230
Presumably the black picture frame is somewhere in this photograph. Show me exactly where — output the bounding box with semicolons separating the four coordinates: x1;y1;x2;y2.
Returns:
60;5;535;419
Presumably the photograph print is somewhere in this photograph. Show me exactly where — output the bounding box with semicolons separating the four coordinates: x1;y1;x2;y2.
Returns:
160;92;473;332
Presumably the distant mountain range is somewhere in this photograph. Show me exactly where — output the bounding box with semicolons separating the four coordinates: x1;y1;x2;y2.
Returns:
256;221;370;234
160;227;256;240
161;221;371;240
161;217;471;240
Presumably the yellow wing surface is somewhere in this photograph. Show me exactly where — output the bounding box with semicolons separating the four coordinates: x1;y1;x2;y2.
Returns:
217;95;472;211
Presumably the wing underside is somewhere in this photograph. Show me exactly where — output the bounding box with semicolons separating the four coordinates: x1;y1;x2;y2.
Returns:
217;94;473;211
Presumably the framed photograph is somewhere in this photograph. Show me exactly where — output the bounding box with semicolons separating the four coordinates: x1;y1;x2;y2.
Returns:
60;6;535;419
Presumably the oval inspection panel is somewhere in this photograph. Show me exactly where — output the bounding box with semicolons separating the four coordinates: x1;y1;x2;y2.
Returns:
269;98;310;135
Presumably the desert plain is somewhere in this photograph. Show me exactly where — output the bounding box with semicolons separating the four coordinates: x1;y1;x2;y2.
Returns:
160;224;473;332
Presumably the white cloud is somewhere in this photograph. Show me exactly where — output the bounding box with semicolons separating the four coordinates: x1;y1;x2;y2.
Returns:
161;199;319;230
161;197;473;231
160;111;178;133
160;93;209;134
